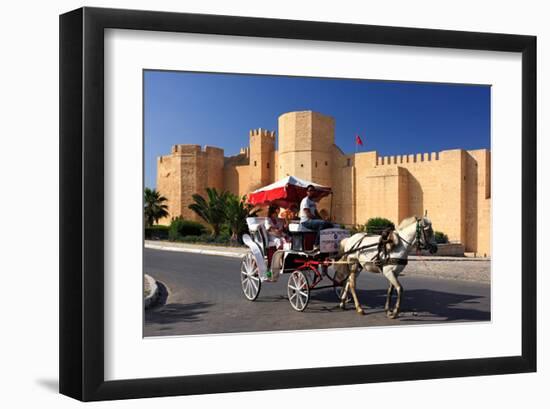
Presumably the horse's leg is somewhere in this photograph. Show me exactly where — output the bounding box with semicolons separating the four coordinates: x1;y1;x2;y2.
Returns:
393;277;403;318
383;268;403;318
339;280;350;310
384;284;394;313
348;265;364;315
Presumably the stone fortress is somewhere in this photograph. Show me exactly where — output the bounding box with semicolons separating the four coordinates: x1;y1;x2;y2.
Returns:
157;110;491;256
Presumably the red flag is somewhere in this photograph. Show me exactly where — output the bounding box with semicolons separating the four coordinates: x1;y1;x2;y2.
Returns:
355;134;364;146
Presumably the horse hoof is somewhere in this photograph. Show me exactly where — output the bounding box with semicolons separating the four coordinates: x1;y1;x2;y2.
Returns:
339;303;346;310
356;309;365;315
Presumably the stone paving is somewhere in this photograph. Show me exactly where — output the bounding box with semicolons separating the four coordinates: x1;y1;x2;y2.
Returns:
403;258;490;283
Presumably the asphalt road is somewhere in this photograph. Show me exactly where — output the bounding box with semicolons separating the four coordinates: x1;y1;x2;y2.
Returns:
144;248;490;337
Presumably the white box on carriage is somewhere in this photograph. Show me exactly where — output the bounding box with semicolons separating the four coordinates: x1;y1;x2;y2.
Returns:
319;228;350;253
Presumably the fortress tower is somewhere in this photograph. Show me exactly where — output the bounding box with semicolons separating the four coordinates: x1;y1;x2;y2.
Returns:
248;129;275;191
157;144;224;223
278;111;335;187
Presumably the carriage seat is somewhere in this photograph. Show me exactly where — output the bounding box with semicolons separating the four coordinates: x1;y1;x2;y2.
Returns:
288;222;314;233
288;221;342;232
245;217;269;253
246;216;287;251
246;217;266;233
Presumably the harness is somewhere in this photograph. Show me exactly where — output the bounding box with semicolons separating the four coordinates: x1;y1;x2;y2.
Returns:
339;219;433;270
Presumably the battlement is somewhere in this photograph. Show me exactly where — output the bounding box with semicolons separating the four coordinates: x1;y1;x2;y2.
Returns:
172;144;201;154
249;128;276;139
204;146;224;156
170;144;224;156
376;151;440;166
239;147;250;157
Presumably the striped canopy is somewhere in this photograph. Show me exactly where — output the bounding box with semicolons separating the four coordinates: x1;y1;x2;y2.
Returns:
247;176;331;207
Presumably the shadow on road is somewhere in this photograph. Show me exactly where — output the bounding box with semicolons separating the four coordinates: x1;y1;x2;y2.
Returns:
309;288;490;322
145;301;213;325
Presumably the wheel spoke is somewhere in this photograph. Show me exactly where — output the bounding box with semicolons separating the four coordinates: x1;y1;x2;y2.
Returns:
297;294;303;309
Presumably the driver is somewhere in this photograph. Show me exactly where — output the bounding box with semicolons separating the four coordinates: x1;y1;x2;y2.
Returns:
299;185;333;247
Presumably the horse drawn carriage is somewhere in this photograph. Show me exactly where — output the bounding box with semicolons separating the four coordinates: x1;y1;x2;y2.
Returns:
240;176;439;317
240;176;350;311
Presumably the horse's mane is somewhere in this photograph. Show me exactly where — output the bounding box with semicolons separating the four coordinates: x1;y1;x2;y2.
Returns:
397;216;418;230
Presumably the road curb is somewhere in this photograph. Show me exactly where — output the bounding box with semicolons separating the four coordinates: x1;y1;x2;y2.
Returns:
145;243;245;259
144;242;489;262
144;274;160;309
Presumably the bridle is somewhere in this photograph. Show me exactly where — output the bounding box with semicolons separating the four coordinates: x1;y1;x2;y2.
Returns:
397;218;438;254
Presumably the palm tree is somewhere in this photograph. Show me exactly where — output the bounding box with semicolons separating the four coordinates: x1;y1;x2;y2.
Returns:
225;194;260;242
144;188;169;227
188;188;229;237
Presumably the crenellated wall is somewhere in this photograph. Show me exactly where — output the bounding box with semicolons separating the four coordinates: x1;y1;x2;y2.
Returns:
156;110;491;256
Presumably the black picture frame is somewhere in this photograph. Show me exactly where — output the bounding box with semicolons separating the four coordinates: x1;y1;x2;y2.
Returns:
60;7;537;402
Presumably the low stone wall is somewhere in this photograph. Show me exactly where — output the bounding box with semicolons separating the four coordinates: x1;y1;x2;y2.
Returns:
409;243;465;257
434;243;465;257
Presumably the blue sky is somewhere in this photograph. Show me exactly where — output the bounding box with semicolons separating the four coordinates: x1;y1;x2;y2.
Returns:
144;70;490;189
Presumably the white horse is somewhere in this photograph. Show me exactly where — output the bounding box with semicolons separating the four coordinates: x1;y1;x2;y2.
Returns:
335;216;437;318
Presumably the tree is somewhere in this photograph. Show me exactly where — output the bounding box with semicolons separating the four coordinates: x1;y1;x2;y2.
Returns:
188;188;229;237
225;194;260;242
144;188;169;227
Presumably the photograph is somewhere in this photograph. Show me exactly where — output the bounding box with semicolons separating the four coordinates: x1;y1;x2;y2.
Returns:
53;4;538;403
143;70;492;337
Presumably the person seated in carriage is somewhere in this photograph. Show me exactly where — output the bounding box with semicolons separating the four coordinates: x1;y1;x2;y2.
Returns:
264;205;291;250
279;203;299;223
299;185;334;246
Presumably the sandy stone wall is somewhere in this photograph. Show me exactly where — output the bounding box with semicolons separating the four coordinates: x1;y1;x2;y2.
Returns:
156;110;491;255
157;144;225;224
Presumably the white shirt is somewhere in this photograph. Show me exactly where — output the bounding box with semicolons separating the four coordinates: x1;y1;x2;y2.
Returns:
299;196;317;223
264;217;285;248
264;216;284;232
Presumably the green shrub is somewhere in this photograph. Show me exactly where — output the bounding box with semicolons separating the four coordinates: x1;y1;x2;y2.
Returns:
434;231;449;244
172;232;239;247
169;217;206;240
145;225;169;240
365;217;395;235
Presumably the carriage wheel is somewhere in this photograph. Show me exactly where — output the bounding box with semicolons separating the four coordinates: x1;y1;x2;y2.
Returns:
241;253;261;301
287;270;310;312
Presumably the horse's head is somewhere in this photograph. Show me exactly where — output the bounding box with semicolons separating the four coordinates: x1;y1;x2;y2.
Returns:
416;216;438;254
